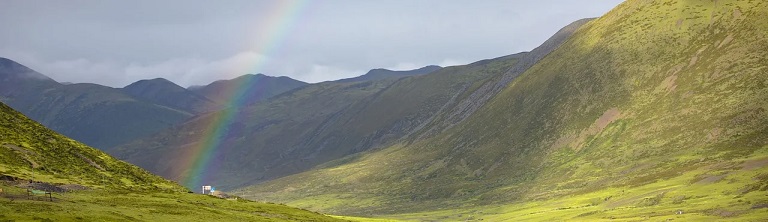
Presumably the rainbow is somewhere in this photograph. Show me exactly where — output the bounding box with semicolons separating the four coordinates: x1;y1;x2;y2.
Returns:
174;0;310;190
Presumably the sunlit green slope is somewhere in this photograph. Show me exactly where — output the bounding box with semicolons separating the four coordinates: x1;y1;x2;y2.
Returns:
239;0;768;220
0;102;184;191
0;102;343;221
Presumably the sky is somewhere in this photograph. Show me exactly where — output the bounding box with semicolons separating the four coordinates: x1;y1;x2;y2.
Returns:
0;0;624;88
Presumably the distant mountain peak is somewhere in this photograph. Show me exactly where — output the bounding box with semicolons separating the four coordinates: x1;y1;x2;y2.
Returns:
202;73;296;87
336;65;442;83
0;57;55;82
366;65;442;73
188;73;308;107
236;73;300;81
122;77;219;114
124;77;179;89
416;65;442;70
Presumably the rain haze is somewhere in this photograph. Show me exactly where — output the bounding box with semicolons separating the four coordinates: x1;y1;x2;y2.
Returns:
0;0;624;87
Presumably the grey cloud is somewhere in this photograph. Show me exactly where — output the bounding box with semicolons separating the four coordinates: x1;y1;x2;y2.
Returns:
0;0;624;87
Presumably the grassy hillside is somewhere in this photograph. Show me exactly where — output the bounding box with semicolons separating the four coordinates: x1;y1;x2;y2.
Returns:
237;0;768;220
0;101;344;221
0;102;184;191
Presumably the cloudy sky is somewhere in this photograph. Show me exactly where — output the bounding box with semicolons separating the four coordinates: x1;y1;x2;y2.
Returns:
0;0;624;87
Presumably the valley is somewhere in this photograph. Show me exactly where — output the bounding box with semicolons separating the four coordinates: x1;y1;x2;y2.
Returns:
1;0;767;221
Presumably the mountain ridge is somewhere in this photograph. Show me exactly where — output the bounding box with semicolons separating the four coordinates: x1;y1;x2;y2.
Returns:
0;59;195;150
188;73;308;108
0;58;308;150
0;57;55;82
123;77;220;114
113;18;591;192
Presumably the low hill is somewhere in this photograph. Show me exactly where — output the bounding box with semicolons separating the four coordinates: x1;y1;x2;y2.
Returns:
0;101;343;221
123;78;220;114
189;74;308;107
237;0;768;220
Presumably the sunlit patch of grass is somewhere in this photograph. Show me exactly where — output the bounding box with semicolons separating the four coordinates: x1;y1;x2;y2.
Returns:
0;184;343;221
364;153;768;221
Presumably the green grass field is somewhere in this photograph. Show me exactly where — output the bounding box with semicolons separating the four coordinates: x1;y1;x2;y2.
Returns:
0;184;343;221
339;148;768;221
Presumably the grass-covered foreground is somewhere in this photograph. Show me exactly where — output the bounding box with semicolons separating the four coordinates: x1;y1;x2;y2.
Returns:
241;147;768;222
0;184;342;221
335;149;768;221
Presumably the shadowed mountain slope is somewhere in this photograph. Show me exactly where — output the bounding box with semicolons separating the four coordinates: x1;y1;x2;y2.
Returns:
0;59;305;151
0;58;194;149
123;78;220;114
113;57;507;190
189;74;307;108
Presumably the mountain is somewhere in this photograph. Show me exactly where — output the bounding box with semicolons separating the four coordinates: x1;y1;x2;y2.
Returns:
0;59;194;150
189;74;307;107
334;65;442;83
0;59;304;151
114;78;405;190
236;0;768;220
113;57;499;191
123;78;220;114
27;83;194;150
0;101;344;221
114;16;588;193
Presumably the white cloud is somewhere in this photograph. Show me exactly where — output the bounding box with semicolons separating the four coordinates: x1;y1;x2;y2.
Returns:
4;51;273;87
437;59;468;68
386;62;422;71
124;51;268;87
3;50;372;87
302;64;364;83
